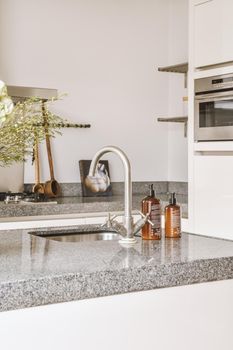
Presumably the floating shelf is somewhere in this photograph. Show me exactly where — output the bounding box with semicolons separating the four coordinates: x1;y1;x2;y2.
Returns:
158;62;188;88
157;116;188;137
34;122;91;129
157;116;188;123
7;85;91;129
158;62;188;74
7;85;58;100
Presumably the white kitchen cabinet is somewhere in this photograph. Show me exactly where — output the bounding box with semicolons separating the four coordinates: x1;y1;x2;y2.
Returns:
193;0;210;4
194;0;233;68
193;154;233;239
1;279;233;350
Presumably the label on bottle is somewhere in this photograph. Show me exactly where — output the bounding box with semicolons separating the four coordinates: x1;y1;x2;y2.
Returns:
165;206;181;238
171;209;181;229
150;203;161;231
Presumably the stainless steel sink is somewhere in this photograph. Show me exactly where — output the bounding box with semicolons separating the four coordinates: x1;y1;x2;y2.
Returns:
29;229;121;243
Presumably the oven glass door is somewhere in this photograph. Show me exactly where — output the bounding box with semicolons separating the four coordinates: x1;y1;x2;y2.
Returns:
195;95;233;141
199;99;233;128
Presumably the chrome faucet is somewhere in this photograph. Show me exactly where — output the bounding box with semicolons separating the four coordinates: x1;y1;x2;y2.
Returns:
87;146;151;244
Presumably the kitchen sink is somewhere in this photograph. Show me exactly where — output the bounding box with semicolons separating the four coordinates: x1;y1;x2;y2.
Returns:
29;228;121;243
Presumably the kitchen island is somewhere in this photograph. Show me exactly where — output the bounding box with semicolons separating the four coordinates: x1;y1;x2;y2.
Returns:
1;223;233;350
1;192;232;350
1;226;233;312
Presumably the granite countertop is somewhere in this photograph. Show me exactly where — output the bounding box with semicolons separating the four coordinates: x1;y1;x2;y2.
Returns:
0;194;188;219
1;225;233;312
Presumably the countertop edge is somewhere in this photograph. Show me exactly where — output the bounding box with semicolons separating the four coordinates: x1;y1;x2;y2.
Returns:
1;256;233;313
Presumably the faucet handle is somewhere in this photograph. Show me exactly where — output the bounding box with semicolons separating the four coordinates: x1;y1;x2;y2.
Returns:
133;214;149;235
133;212;155;235
136;211;154;226
101;213;127;236
101;213;117;228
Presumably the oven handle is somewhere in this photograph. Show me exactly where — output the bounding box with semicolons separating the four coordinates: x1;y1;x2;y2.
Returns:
195;91;233;101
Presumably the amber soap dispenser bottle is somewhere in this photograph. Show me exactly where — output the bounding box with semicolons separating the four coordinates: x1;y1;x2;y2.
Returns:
165;192;181;238
141;184;161;240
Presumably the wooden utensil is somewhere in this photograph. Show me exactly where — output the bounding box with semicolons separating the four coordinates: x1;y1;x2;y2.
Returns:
32;138;44;194
42;102;61;197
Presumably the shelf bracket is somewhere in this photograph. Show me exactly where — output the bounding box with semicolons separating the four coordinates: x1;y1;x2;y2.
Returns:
158;62;188;88
157;116;188;137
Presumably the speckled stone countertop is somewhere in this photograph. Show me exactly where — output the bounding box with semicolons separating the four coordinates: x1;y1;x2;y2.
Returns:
0;194;188;219
1;225;233;312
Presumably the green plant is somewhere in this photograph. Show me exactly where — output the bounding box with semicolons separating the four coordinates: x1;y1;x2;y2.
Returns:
0;81;65;166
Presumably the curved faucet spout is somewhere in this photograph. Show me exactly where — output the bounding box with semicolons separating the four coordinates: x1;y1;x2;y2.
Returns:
88;146;135;243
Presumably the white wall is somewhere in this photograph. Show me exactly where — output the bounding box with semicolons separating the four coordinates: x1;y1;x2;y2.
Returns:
0;0;188;184
167;0;188;182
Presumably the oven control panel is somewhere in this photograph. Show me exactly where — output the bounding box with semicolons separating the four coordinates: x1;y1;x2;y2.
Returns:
195;73;233;94
212;77;233;89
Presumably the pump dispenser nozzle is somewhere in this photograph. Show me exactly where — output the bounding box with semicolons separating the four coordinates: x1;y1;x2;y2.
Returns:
170;192;177;205
149;184;155;197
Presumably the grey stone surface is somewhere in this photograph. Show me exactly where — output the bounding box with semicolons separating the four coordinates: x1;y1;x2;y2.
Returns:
111;182;168;195
24;183;83;197
0;194;188;219
168;182;188;195
24;181;187;197
0;227;233;312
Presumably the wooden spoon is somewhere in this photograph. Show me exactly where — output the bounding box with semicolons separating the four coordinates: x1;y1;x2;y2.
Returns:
42;102;61;197
32;138;44;194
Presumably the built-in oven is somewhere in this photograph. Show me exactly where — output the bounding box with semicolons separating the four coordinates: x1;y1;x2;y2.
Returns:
195;73;233;141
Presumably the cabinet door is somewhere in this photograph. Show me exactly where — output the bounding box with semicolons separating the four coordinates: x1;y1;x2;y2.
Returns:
193;154;233;239
194;0;233;68
1;280;233;350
